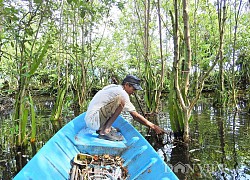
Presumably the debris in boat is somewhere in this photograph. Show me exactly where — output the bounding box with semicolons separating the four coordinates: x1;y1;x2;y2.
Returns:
69;153;128;180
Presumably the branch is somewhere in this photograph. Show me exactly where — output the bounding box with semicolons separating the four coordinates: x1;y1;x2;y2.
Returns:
171;0;187;111
189;52;220;111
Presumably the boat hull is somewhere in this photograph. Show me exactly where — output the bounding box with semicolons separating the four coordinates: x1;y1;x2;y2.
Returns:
14;113;178;180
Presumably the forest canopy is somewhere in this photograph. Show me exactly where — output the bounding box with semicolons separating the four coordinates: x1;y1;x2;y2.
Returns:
0;0;250;141
0;0;249;94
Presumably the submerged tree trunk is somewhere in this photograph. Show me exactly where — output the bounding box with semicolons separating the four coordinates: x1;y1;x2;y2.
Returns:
216;0;227;107
169;0;182;139
182;0;192;142
171;0;192;143
170;0;224;143
231;0;243;110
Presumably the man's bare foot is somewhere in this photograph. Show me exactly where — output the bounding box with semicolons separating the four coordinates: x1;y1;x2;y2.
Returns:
98;127;111;135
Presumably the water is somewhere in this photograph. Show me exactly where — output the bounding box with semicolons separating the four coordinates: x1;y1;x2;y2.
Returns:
0;96;73;179
158;102;249;180
0;97;250;180
186;105;250;179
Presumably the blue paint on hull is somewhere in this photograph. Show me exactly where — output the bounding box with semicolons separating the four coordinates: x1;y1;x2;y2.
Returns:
14;113;178;180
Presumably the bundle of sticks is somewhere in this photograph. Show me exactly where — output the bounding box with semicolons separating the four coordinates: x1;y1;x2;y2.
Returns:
69;153;128;180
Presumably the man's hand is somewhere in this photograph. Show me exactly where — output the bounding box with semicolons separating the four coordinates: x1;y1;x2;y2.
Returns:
151;124;166;134
130;111;166;134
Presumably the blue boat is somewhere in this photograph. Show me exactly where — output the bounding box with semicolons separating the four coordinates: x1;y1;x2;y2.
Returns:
14;113;178;180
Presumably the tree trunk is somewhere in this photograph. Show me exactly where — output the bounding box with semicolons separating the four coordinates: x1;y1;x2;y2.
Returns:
231;0;243;110
216;0;227;106
155;0;165;113
182;0;192;142
182;0;191;97
144;0;150;64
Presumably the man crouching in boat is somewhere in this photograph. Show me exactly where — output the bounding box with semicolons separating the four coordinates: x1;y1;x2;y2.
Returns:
85;75;165;141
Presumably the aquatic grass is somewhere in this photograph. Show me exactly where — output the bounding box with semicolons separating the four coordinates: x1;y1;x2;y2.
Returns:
20;107;29;146
50;85;67;122
28;40;50;76
168;81;184;135
14;94;38;147
29;94;36;143
144;62;160;113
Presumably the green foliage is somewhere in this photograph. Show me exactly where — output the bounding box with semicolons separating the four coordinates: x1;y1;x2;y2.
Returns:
50;85;67;121
28;40;50;76
20;105;29;146
144;64;159;113
168;78;184;134
14;94;37;147
29;94;36;142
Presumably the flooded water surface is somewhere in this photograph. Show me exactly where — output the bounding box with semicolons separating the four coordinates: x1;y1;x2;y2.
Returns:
0;96;249;180
187;105;250;179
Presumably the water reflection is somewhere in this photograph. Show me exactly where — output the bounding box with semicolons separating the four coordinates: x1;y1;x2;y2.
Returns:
0;97;250;180
137;103;250;180
188;105;250;180
170;143;191;179
0;96;72;179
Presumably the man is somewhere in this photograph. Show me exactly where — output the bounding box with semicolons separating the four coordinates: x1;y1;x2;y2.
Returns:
85;75;165;141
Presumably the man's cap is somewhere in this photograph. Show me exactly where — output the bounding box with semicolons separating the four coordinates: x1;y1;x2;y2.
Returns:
122;75;143;90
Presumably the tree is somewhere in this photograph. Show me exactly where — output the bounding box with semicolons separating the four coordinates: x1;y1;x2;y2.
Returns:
169;0;228;142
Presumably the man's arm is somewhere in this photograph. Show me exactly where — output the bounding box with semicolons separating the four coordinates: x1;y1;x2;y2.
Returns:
129;111;165;134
